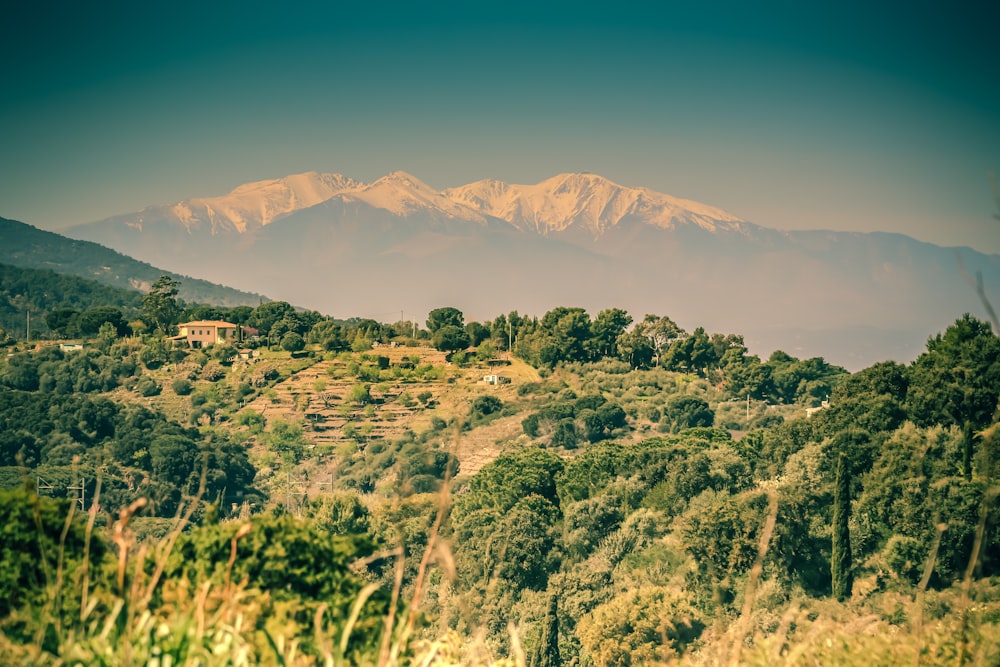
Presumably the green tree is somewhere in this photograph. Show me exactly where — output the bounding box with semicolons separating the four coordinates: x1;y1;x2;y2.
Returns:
634;314;684;367
454;447;564;521
906;314;1000;431
426;306;465;333
577;586;704;666
77;306;130;337
45;308;79;338
831;452;853;601
518;307;592;367
663;326;716;375
432;324;470;353
165;515;387;662
141;275;181;334
466;320;491;346
662;395;714;433
531;594;561;667
617;329;655;368
281;331;305;352
472;394;503;417
590;308;632;359
309;320;350;351
248;301;295;337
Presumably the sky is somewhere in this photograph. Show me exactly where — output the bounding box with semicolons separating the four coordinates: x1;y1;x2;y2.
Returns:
2;0;998;253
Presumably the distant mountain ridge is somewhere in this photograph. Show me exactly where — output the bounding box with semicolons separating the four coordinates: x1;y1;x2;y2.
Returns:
73;170;753;238
60;171;1000;370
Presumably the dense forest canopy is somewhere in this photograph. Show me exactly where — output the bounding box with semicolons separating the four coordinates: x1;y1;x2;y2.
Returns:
0;267;998;664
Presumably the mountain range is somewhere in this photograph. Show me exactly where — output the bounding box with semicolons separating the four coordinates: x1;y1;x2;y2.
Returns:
61;170;1000;370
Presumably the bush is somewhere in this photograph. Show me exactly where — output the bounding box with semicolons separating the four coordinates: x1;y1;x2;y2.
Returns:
171;378;193;395
0;487;106;621
281;331;306;352
136;376;161;397
164;515;389;662
472;394;503;417
201;363;225;382
577;586;705;664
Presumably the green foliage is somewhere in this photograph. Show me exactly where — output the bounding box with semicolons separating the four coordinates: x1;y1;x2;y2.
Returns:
530;594;561;667
1;346;139;394
262;419;309;465
306;492;371;535
308;320;350;351
135;376;161;397
472;394;503;417
662;395;714;433
0;390;260;517
517;306;592;367
171;378;193;395
906;314;1000;430
348;383;371;405
75;306;131;337
0;263;144;340
280;331;305;352
677;488;770;581
141;275;181;334
576;586;704;665
563;495;624;560
456;447;564;520
0;487;106;621
432;324;470;353
426;306;465;333
831;452;853;600
165;514;389;661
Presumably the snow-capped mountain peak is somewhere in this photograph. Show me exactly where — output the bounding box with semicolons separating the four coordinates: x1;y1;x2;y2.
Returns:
442;172;747;236
170;171;360;232
344;170;489;222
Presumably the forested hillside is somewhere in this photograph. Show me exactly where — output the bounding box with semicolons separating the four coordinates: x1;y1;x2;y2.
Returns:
0;263;145;342
0;289;997;665
0;217;267;307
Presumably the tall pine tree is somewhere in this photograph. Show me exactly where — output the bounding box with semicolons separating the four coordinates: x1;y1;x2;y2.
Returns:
831;452;853;601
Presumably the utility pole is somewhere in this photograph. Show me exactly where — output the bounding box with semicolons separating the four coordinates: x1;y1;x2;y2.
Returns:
68;477;85;511
36;477;54;495
316;472;334;494
285;472;306;515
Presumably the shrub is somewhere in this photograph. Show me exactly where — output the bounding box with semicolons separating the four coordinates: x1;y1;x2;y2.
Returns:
171;378;193;395
135;376;161;397
472;394;503;417
0;487;107;621
201;363;225;382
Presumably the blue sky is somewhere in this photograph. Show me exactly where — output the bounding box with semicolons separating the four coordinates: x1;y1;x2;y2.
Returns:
2;0;998;252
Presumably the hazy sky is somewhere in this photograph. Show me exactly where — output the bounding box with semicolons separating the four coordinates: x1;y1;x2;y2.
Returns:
2;0;998;253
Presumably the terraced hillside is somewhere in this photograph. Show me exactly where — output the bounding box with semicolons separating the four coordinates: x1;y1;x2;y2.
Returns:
236;345;541;502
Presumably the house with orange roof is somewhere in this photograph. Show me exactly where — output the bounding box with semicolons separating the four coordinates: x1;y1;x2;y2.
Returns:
176;320;240;348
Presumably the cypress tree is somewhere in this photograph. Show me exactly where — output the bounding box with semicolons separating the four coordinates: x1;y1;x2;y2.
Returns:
831;452;853;601
962;420;975;481
531;593;560;667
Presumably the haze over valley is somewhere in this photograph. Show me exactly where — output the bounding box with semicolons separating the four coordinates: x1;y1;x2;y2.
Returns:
61;169;1000;370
